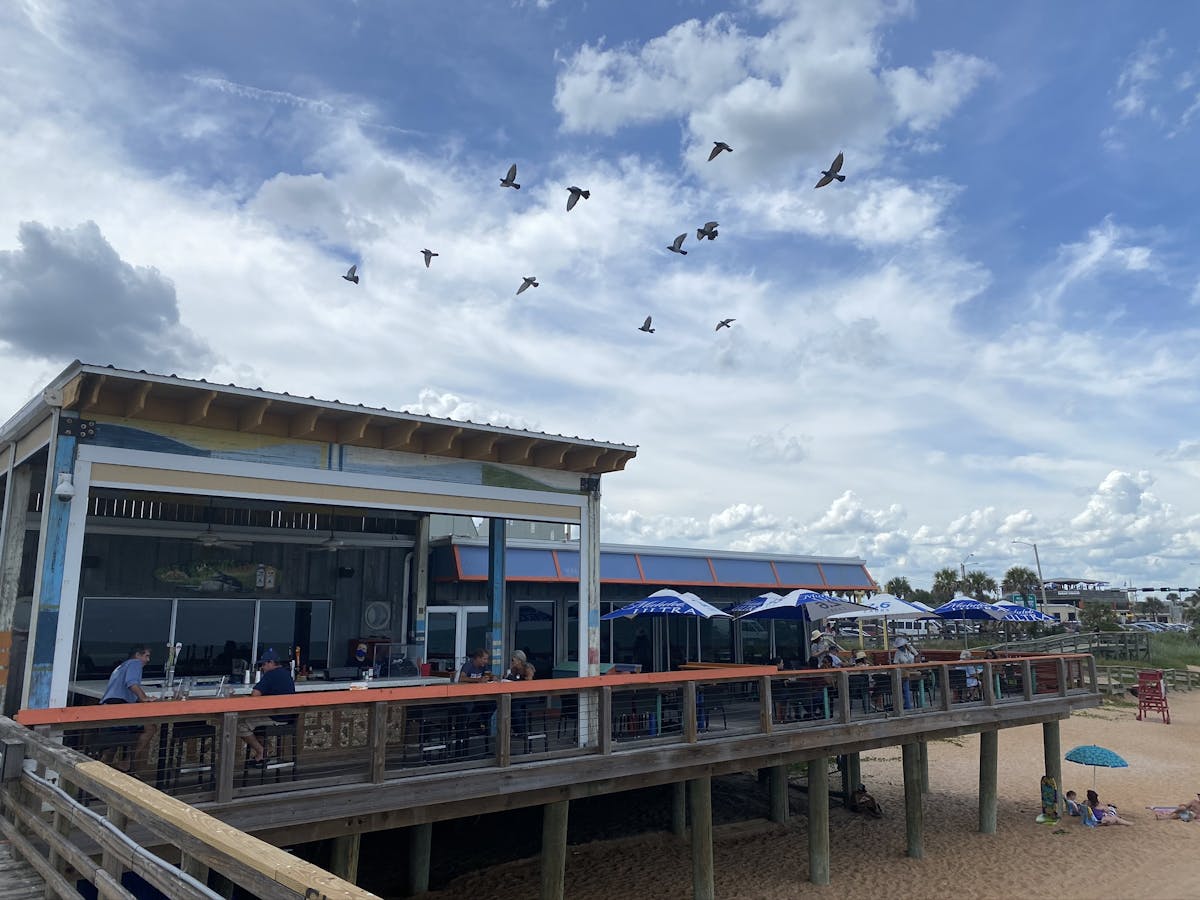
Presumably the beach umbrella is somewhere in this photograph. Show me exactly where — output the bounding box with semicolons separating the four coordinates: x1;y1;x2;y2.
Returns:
933;595;1008;647
601;589;731;668
732;589;870;621
1001;607;1056;623
1065;744;1129;787
828;593;930;650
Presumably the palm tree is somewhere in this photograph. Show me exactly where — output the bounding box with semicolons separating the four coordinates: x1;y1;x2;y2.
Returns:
885;577;912;598
1002;566;1039;596
932;568;959;604
966;570;998;601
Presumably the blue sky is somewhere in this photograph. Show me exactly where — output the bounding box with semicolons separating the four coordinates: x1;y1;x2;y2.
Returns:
2;0;1200;594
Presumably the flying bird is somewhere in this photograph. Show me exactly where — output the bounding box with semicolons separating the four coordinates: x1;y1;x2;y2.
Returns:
666;233;688;255
814;152;846;189
639;316;655;334
516;276;539;295
715;318;736;331
566;186;590;211
342;265;359;284
708;141;732;161
500;163;520;189
421;249;438;268
697;221;719;241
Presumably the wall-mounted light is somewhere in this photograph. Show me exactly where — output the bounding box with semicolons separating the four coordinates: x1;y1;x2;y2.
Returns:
54;472;75;502
337;566;356;579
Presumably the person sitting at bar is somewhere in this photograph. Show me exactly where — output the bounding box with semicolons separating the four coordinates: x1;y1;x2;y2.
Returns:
456;648;495;684
238;648;296;765
957;649;982;700
503;649;536;681
99;645;156;775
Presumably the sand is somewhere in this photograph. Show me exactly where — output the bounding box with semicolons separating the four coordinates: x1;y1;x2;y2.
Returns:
423;686;1200;900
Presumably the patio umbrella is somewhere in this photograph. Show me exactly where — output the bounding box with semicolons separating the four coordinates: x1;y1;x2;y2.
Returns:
731;589;869;621
601;589;731;668
933;595;1008;647
828;593;930;651
1002;607;1056;623
1065;744;1128;787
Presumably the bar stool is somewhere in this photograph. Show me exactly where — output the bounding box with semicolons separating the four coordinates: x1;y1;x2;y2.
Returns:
167;721;216;792
243;719;299;784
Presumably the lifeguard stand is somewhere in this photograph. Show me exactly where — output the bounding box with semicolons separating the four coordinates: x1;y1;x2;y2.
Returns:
1136;670;1170;724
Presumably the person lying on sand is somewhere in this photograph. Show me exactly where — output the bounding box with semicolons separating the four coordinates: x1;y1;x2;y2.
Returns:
1152;793;1200;820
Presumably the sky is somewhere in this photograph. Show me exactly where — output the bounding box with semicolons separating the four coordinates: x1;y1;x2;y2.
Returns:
2;0;1200;595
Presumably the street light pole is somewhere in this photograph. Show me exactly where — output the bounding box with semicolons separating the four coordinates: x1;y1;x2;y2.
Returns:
960;552;975;597
1012;540;1048;611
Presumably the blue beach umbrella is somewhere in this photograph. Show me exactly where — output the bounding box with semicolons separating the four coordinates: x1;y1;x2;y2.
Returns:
933;595;1008;647
1001;607;1056;623
1065;744;1129;787
731;589;869;621
601;589;731;668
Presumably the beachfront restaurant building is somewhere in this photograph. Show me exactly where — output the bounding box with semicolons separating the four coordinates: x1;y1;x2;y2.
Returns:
0;362;876;713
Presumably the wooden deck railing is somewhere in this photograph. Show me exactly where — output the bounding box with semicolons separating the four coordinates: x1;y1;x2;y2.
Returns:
0;716;378;900
12;656;1099;816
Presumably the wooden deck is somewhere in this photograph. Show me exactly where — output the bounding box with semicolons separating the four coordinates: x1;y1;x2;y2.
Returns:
0;840;44;900
17;654;1101;849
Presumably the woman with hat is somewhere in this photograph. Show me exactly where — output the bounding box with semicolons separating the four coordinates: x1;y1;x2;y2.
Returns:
892;637;919;709
808;628;843;667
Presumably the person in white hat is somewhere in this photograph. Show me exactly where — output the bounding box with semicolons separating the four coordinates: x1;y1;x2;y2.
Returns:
892;637;919;709
809;628;844;665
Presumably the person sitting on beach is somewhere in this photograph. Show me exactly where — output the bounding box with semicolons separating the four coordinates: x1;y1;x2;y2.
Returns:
1087;789;1134;826
852;784;883;817
1065;790;1085;816
1152;793;1200;820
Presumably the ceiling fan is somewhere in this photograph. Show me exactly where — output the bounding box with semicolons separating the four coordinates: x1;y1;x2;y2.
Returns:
191;522;252;550
304;508;377;553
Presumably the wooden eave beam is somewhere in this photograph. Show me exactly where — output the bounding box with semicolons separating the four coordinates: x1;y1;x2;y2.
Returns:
289;407;322;439
563;446;605;473
497;437;536;466
462;432;501;461
594;448;633;473
59;375;83;411
532;443;570;469
422;426;463;456
337;415;372;444
184;390;217;426
80;374;107;413
124;382;152;419
237;398;272;433
382;421;421;451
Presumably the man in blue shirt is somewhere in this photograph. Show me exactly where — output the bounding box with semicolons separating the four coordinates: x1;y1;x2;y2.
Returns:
99;645;155;773
238;648;296;765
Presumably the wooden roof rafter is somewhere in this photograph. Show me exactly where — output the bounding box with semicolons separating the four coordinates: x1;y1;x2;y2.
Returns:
383;420;421;451
497;436;536;466
421;425;463;456
185;390;217;426
237;398;272;433
337;415;372;444
288;407;322;439
533;443;570;468
125;382;153;418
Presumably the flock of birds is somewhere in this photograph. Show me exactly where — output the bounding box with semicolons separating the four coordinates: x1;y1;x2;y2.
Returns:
339;145;848;335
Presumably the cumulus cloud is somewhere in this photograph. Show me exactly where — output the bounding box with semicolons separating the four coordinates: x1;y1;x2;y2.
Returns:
747;429;808;463
404;388;541;432
883;51;995;132
0;221;213;372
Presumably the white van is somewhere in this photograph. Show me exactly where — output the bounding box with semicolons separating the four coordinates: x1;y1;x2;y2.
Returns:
889;620;942;639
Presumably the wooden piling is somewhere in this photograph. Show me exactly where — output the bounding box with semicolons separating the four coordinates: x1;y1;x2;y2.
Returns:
688;776;714;900
845;752;861;804
769;764;789;824
540;800;569;900
329;833;360;884
671;781;687;836
1042;720;1063;817
406;822;432;896
902;742;923;858
979;729;998;834
918;739;929;794
807;757;830;885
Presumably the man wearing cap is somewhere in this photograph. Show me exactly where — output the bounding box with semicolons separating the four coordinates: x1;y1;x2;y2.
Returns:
239;648;296;765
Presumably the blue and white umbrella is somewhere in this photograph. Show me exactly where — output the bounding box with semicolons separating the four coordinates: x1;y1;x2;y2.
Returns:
933;595;1008;646
828;593;931;650
601;589;731;620
732;589;870;622
1002;607;1056;623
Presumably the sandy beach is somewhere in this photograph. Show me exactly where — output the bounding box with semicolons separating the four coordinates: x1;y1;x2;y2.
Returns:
421;686;1200;900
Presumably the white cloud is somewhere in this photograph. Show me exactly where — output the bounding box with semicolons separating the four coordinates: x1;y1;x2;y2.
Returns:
883;50;995;132
1113;32;1167;120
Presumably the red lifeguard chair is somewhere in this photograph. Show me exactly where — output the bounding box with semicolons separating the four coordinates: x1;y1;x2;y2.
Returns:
1136;670;1170;724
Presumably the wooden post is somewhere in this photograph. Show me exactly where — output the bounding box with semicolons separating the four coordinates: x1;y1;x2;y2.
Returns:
671;781;686;836
979;729;998;834
683;681;698;744
216;711;237;804
807;757;830;885
599;686;612;755
540;800;569;900
939;664;952;711
769;764;789;824
845;752;861;805
497;693;512;767
835;671;851;723
688;776;714;900
368;701;388;783
758;676;773;734
330;833;361;884
890;667;904;715
981;661;996;705
102;808;129;882
902;743;923;858
918;740;929;794
407;822;432;896
179;851;210;886
1042;720;1063;817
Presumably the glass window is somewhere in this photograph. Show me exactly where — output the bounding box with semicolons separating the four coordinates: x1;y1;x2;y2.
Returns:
174;599;255;677
76;597;172;680
426;611;457;672
513;601;553;677
257;600;331;670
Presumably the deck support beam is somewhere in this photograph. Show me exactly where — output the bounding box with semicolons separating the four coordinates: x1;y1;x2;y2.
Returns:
670;781;686;836
1042;720;1063;817
902;742;923;858
769;764;789;824
329;833;360;884
918;739;929;794
406;823;432;896
807;757;830;885
688;776;714;900
539;799;569;900
979;729;998;834
844;752;861;807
